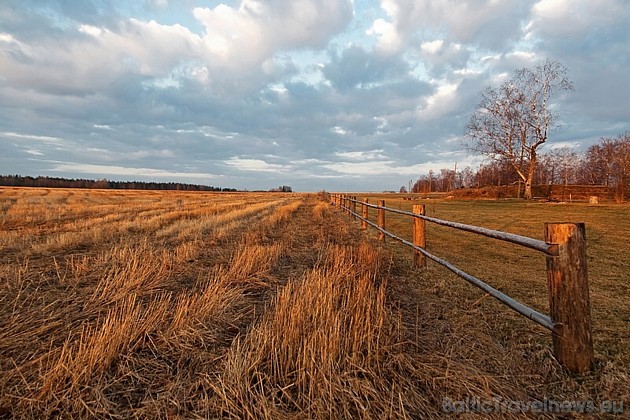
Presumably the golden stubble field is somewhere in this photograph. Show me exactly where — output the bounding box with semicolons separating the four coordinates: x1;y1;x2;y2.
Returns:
0;187;627;418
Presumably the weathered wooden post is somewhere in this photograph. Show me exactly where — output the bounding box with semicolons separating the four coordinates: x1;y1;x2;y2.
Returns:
377;199;385;241
545;222;593;373
361;198;368;230
346;195;353;219
413;204;426;268
351;196;357;218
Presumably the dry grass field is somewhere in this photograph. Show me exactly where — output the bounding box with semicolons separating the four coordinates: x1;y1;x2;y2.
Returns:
0;188;627;418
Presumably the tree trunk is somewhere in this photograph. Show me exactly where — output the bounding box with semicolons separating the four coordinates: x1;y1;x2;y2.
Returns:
524;180;533;200
524;155;537;200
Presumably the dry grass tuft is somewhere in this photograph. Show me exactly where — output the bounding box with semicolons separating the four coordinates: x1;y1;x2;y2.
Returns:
38;294;171;402
211;243;422;418
88;241;173;306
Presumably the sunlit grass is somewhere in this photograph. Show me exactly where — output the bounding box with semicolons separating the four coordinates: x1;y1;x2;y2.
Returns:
1;188;627;418
350;194;630;378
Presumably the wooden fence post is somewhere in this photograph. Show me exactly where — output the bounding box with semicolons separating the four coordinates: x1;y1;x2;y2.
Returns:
361;198;368;230
351;196;357;218
413;204;426;268
377;200;385;241
545;223;593;373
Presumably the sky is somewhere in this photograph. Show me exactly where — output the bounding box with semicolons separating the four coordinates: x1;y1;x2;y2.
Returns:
1;0;629;192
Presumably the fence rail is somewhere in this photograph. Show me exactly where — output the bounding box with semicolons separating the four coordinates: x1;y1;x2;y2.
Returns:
352;199;559;256
329;193;594;374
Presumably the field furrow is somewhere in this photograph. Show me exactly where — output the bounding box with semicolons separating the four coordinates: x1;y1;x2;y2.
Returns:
0;188;627;418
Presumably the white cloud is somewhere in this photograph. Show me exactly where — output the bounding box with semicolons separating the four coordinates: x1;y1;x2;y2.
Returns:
49;162;217;178
323;160;397;176
0;1;352;96
331;126;347;135
0;33;16;43
224;157;290;172
0;19;201;95
421;40;444;55
370;0;527;50
1;131;64;144
549;141;581;150
418;82;460;120
506;51;536;61
192;0;353;89
25;149;44;156
78;24;103;37
366;18;402;54
323;158;474;177
335;150;388;161
526;0;626;36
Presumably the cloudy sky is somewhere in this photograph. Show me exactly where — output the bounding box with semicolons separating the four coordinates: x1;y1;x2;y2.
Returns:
1;0;629;191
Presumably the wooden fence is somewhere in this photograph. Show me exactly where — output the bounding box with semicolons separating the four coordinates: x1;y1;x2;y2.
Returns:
329;193;594;374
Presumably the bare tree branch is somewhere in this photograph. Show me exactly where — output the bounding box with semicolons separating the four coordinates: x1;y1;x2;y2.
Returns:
466;60;573;199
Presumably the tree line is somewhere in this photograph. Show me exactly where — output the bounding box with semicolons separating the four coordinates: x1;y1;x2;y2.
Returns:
403;132;630;201
0;175;238;192
402;59;629;202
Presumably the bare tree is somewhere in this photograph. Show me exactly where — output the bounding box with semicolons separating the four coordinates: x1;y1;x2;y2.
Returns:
602;132;630;202
460;166;476;188
539;147;580;185
466;60;574;199
583;138;617;186
440;168;456;192
616;132;630;202
573;132;630;201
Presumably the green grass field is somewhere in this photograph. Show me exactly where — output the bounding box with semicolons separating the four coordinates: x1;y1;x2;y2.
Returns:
346;195;629;379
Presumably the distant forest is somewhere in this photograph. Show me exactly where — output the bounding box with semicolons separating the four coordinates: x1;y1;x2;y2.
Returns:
0;175;238;192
